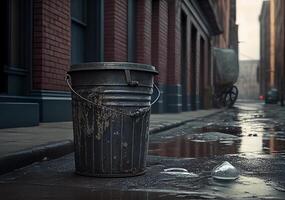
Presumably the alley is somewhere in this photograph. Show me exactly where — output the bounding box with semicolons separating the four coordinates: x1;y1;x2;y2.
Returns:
1;101;285;199
1;0;285;199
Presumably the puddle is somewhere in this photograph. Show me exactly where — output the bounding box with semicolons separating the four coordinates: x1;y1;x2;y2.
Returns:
206;176;285;199
263;134;285;154
200;124;242;136
149;134;240;158
149;132;285;158
237;111;285;154
149;108;285;158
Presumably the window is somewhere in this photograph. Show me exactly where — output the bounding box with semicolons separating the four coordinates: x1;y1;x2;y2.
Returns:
71;0;87;64
71;0;104;64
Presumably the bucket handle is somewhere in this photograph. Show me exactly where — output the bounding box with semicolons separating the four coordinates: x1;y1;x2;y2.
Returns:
65;74;160;117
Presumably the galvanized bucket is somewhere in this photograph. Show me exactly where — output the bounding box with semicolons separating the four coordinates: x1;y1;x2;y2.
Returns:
66;62;159;177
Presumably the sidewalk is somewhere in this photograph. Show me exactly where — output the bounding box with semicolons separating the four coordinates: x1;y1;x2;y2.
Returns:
0;109;221;174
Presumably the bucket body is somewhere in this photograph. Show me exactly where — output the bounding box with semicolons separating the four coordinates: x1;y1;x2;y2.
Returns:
68;62;158;177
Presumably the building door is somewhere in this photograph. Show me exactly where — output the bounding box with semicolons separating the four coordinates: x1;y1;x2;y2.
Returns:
190;25;198;110
199;37;205;109
0;0;8;94
0;0;32;96
181;12;188;111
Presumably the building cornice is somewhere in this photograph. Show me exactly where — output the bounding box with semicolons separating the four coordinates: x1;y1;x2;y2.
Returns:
189;0;223;36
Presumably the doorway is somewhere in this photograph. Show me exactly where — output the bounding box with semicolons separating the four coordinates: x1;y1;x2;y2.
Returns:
181;12;188;111
199;37;205;109
0;0;8;94
190;24;198;110
0;0;32;95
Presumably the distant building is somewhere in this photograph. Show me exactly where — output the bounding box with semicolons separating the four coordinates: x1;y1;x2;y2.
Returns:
259;0;285;102
259;1;270;97
0;0;238;128
273;0;285;103
236;60;260;100
213;0;238;53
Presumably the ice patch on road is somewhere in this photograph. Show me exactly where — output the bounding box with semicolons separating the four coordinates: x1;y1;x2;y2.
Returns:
161;168;199;178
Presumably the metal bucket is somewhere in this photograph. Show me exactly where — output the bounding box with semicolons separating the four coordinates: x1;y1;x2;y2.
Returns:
66;62;159;177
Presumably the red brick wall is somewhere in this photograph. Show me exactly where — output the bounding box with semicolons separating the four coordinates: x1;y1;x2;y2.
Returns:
32;0;71;91
136;0;152;65
151;0;168;84
214;0;231;48
274;0;285;98
167;0;181;85
104;0;128;61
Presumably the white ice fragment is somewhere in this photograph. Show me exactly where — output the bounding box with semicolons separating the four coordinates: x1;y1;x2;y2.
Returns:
161;168;199;178
212;161;239;181
164;168;188;172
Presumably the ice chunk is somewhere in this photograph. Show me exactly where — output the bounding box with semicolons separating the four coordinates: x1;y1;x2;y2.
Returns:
212;161;239;181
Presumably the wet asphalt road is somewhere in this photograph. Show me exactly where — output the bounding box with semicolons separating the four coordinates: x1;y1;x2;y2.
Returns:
1;101;285;199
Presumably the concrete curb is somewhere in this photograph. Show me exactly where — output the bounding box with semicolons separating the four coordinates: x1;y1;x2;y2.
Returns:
150;121;186;134
0;109;223;175
0;140;73;175
150;109;224;134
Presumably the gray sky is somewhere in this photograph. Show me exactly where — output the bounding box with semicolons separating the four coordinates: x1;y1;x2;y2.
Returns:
237;0;263;60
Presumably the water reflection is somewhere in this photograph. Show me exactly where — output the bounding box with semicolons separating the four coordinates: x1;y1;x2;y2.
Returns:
206;176;285;199
263;135;285;154
149;136;239;158
236;109;285;154
149;105;285;158
236;110;265;153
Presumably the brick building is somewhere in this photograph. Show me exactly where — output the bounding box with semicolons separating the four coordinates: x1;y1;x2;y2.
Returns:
259;1;270;97
0;0;237;128
273;0;285;103
259;0;285;102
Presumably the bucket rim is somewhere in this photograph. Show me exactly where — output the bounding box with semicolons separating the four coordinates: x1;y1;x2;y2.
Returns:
69;62;158;74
